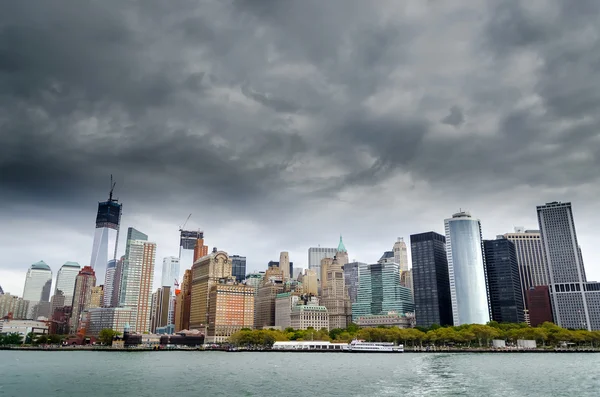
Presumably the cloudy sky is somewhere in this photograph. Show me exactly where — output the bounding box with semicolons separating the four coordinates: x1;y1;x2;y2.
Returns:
1;0;599;296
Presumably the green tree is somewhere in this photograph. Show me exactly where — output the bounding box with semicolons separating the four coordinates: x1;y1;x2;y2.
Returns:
98;329;118;346
1;333;23;345
25;332;36;345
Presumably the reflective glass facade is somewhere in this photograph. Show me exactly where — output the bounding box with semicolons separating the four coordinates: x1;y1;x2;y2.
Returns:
231;255;247;283
445;212;490;325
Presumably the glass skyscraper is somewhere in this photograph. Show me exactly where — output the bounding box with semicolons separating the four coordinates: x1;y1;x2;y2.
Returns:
410;232;453;328
308;247;337;281
343;262;364;304
54;262;81;306
22;261;52;303
483;238;525;323
89;187;122;288
352;262;414;321
231;255;247;283
445;212;490;326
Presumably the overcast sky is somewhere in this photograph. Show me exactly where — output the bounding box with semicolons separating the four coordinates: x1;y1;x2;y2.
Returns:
1;1;600;296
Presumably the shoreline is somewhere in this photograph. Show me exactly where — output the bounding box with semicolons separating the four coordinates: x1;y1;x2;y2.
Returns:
1;347;599;353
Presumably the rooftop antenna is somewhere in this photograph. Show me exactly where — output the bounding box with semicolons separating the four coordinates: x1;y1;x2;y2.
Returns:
109;174;117;202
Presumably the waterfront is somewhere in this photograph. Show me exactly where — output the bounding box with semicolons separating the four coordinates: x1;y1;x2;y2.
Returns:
0;351;599;396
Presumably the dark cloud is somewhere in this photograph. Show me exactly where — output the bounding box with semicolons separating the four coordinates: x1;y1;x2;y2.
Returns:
1;0;600;295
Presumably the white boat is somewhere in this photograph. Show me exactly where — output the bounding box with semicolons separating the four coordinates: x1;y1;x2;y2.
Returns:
347;339;404;353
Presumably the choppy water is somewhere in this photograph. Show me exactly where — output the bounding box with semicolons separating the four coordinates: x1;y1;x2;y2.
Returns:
0;351;599;396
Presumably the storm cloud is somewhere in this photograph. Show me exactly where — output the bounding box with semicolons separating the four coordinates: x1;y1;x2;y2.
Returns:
1;0;599;295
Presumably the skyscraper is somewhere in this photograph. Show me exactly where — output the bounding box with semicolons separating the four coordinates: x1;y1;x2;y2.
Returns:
410;232;453;328
103;259;117;307
119;228;156;333
298;269;318;296
343;262;364;304
161;257;180;289
70;266;96;333
320;255;352;329
483;238;525;323
352;262;414;321
179;230;204;270
53;262;80;305
308;247;337;282
89;181;122;288
393;237;409;272
445;211;490;326
23;261;52;318
207;281;254;343
231;255;247;283
150;286;171;333
254;265;285;329
279;252;291;280
537;202;600;330
504;228;548;321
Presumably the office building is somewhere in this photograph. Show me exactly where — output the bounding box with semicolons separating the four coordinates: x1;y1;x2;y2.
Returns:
89;182;122;287
89;286;104;309
254;265;285;329
70;266;97;333
0;320;48;342
231;255;247;283
50;290;66;318
319;257;333;293
180;230;202;270
410;232;452;328
244;273;264;291
298;269;318;296
401;269;414;298
526;286;554;327
483;238;525;323
355;312;415;329
206;282;254;343
54;262;80;305
352;262;414;321
321;255;352;329
291;305;329;331
378;251;395;264
86;307;135;336
119;228;156;333
280;252;291;280
0;294;30;320
110;257;124;307
22;261;52;318
445;211;490;326
174;269;192;332
189;249;234;330
537;202;600;330
103;260;117;307
393;237;409;272
161;257;180;289
343;262;363;304
504;228;548;321
308;247;337;281
150;286;171;333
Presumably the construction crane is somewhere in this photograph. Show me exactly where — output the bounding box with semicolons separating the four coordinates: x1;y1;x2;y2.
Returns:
179;213;192;232
108;174;117;202
174;279;181;296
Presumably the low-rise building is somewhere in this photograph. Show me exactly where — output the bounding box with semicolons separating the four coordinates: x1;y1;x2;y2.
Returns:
354;312;415;328
0;319;48;342
86;307;135;336
290;305;329;331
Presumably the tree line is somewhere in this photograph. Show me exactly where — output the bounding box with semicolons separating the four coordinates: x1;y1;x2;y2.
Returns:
228;322;600;349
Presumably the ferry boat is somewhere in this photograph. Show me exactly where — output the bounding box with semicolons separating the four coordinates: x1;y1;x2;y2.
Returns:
348;339;403;353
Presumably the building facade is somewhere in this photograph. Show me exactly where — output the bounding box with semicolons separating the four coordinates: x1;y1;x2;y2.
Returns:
22;261;52;318
343;262;363;304
352;262;414;321
279;252;291;280
393;238;409;272
70;266;97;333
308;247;337;281
89;286;104;309
174;269;192;332
89;186;122;288
290;305;329;331
86;307;135;336
161;256;180;289
298;269;318;296
410;232;452;328
254;266;285;329
526;286;554;327
231;255;247;283
321;254;352;330
54;262;80;306
103;259;117;307
483;238;525;323
537;202;598;330
206;282;254;343
445;212;490;326
189;250;233;330
150;286;171;333
355;312;415;329
0;294;30;320
119;229;156;333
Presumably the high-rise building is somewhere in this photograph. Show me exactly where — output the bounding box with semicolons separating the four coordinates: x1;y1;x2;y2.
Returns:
89;286;104;309
526;286;554;327
343;262;363;304
150;286;171;333
110;256;125;307
320;255;352;329
293;267;303;280
161;256;180;289
279;252;291;280
445;211;490;326
400;269;414;298
86;307;135;336
89;183;122;288
378;251;395;264
308;247;337;282
103;259;117;307
352;262;414;321
206;281;254;343
0;294;30;320
174;269;192;332
179;230;203;270
22;261;52;318
70;266;96;333
320;257;333;293
231;255;247;283
393;238;409;272
53;262;80;305
504;228;548;321
483;238;525;323
410;232;453;328
189;249;234;330
254;265;285;329
119;229;156;333
336;236;349;267
537;202;600;330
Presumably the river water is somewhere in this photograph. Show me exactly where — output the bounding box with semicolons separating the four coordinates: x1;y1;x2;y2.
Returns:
0;351;598;396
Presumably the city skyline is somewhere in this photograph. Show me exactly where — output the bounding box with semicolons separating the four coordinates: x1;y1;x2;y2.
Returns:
2;2;600;301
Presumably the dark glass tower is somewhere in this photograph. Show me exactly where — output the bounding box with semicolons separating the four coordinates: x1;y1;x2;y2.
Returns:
483;238;525;323
231;255;247;283
410;232;453;328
